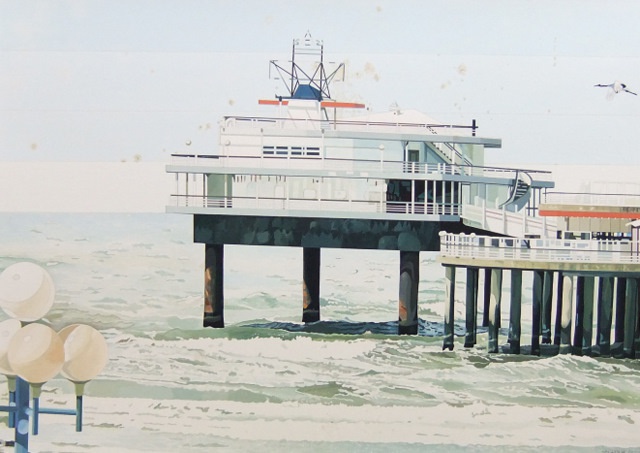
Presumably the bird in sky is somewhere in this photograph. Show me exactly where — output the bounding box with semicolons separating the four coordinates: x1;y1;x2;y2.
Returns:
594;81;637;99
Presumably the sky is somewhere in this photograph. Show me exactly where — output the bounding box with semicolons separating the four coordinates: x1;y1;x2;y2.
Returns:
2;0;640;166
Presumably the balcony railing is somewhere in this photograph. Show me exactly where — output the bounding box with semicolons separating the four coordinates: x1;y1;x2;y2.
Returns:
169;153;554;184
544;191;640;207
439;232;640;264
168;194;461;217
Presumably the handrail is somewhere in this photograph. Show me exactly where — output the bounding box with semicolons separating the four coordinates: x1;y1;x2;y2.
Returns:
168;194;461;216
439;232;640;265
168;153;554;181
224;114;477;134
544;191;640;207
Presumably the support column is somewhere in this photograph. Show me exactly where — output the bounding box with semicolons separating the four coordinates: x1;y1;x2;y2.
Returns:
560;275;573;348
624;278;638;358
614;277;627;346
541;271;554;344
482;268;491;327
573;276;585;355
464;267;479;348
488;268;503;353
508;269;522;354
573;276;594;355
582;276;595;356
398;251;419;335
204;244;224;328
597;276;614;356
302;247;321;323
531;270;543;356
443;266;456;350
553;272;565;346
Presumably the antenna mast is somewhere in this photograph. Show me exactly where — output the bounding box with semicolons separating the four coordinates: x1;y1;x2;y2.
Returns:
270;32;344;101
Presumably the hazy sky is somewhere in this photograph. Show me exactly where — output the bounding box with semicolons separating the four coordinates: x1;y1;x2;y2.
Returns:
2;0;640;166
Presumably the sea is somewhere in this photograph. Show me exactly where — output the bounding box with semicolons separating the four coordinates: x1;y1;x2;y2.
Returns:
0;212;639;452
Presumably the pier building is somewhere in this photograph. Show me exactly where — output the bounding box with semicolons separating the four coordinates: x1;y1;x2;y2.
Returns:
166;34;556;334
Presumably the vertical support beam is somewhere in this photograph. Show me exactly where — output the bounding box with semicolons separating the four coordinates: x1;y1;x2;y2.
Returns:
204;244;224;328
302;247;321;323
464;267;479;348
531;270;543;356
560;275;573;347
398;251;419;335
482;268;491;327
553;272;564;345
488;268;503;353
597;276;614;357
541;271;554;344
614;277;627;346
573;276;585;355
508;269;522;354
443;266;456;350
624;278;638;358
582;276;595;356
15;377;29;453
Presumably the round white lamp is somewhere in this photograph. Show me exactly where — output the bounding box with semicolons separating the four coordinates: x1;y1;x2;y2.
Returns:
58;324;108;395
7;323;65;387
0;318;22;376
0;262;55;321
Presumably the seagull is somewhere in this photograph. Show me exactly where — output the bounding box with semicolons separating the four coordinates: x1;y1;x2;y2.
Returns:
594;81;637;99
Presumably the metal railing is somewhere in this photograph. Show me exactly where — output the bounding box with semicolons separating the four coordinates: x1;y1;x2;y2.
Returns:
544;191;640;207
223;115;478;135
461;200;558;238
169;153;554;184
439;232;640;264
168;194;461;217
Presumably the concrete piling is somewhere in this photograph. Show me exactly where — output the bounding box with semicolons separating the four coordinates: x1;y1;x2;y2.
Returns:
488;268;502;353
508;269;522;354
541;271;553;344
204;244;224;328
531;270;544;356
302;247;321;323
399;251;420;335
597;276;614;356
560;275;573;347
464;267;479;348
443;266;456;350
623;278;638;358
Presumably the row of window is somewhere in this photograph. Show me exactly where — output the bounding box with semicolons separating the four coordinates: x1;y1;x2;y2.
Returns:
262;145;321;157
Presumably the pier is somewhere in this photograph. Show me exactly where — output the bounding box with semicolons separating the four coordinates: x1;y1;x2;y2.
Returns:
166;35;640;360
439;233;640;358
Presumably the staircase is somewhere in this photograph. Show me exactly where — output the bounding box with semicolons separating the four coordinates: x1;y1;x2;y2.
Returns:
500;171;532;212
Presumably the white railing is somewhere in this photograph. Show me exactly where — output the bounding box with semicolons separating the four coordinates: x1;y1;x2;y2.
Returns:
439;232;640;264
544;191;640;207
168;195;461;217
461;201;558;238
168;154;556;186
224;115;477;135
169;153;466;176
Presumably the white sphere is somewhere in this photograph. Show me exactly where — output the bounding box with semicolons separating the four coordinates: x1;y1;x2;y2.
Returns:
59;324;108;383
0;318;21;375
8;323;64;384
0;262;55;321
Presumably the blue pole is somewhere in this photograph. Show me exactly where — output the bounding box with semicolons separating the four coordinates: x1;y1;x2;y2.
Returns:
76;395;83;432
14;377;29;453
8;376;16;428
32;396;40;435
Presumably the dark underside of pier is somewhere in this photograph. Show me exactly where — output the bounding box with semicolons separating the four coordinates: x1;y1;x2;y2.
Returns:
193;214;492;251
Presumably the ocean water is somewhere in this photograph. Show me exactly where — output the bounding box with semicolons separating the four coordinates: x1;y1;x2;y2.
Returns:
0;213;639;452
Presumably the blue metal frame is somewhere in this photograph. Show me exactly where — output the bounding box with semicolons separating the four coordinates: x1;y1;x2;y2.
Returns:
0;376;82;452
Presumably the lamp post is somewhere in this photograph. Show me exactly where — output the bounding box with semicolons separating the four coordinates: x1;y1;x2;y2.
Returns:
0;262;108;452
